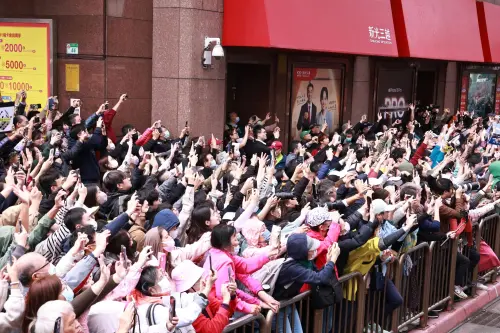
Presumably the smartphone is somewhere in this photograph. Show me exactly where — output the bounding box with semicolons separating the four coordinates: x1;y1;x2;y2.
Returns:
228;266;234;283
104;101;109;110
121;245;128;268
208;253;214;274
8;255;13;266
158;252;166;271
366;196;372;210
144;152;152;159
252;178;257;189
74;169;80;178
17;219;22;233
185;121;188;127
30;104;42;110
169;296;176;319
12;164;19;173
48;97;55;110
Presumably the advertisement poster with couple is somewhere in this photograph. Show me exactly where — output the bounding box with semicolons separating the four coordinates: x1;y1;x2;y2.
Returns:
290;68;342;140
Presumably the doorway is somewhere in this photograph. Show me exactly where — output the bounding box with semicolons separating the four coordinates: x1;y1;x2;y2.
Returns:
226;63;271;125
416;70;437;106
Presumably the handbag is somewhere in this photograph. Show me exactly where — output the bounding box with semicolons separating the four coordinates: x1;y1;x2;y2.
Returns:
310;274;343;309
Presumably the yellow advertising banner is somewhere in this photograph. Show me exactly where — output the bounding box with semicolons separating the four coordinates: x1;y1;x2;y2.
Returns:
65;64;79;92
0;20;52;107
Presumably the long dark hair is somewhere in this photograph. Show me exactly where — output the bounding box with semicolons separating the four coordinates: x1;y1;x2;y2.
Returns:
187;202;213;244
84;185;100;208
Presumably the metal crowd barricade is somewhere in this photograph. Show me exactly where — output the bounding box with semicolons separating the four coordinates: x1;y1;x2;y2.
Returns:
266;291;311;333
479;215;500;282
428;239;458;312
458;222;481;296
391;242;431;332
363;263;396;333
312;272;365;333
223;313;267;333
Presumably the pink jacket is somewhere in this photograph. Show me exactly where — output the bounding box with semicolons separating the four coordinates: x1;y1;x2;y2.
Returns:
203;248;269;313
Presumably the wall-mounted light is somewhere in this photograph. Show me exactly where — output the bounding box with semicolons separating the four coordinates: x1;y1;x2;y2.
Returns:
202;37;224;68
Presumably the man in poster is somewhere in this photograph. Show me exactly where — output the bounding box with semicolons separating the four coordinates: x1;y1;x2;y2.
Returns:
297;82;317;131
316;87;333;134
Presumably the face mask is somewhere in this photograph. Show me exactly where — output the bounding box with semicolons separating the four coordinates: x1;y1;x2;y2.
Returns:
87;219;98;230
340;221;351;235
108;142;116;151
49;263;57;275
169;229;178;240
130;156;139;166
308;249;318;260
345;138;352;143
162;238;176;252
262;229;271;242
61;284;74;302
233;245;240;255
96;191;108;205
235;117;240;123
157;277;171;293
210;159;217;169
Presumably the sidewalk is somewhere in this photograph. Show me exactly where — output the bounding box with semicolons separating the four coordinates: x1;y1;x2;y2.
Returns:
416;279;500;333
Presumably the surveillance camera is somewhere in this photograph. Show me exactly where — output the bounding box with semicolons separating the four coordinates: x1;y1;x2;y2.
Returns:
212;44;224;60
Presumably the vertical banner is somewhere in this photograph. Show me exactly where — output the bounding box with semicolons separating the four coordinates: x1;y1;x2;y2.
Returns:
291;67;342;140
467;73;496;117
0;20;52;107
376;68;413;121
65;64;80;92
459;75;469;112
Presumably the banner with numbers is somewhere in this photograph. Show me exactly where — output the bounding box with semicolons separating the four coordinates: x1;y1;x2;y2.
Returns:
0;19;53;108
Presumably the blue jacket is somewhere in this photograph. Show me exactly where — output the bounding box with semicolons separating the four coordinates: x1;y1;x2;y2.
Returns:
273;233;335;300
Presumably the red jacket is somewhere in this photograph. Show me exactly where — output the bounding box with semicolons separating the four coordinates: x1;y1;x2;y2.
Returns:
192;294;237;333
136;127;153;146
410;142;427;166
103;109;117;143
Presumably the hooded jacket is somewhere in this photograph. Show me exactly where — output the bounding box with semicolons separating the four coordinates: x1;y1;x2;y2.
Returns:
241;219;272;258
273;234;335;301
489;161;500;189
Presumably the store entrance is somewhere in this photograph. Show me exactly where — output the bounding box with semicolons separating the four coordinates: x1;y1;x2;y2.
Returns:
416;70;437;106
226;63;271;125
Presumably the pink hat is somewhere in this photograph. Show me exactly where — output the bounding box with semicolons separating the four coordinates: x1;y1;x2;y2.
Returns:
171;260;204;292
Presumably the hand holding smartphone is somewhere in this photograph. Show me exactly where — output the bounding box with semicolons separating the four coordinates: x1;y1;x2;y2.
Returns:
121;245;129;269
169;296;176;320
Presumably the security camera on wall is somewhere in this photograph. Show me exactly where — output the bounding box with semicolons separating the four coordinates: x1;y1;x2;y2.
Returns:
202;37;224;68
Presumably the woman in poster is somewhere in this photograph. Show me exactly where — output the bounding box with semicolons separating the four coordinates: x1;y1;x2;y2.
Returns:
316;87;333;135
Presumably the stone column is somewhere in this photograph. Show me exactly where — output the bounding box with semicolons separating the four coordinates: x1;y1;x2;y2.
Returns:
443;62;458;112
351;56;371;122
152;0;225;138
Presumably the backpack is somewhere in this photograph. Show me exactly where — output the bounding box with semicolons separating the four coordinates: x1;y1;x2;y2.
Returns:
310;274;342;309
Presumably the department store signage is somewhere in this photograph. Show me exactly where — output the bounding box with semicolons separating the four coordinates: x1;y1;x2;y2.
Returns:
368;26;393;44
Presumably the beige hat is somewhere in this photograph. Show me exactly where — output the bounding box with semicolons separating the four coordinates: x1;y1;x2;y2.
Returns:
0;205;21;226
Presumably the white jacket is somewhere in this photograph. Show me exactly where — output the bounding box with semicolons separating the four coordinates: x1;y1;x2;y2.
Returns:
134;291;208;333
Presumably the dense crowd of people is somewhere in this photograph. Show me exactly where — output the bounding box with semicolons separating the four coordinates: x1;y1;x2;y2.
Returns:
0;90;499;333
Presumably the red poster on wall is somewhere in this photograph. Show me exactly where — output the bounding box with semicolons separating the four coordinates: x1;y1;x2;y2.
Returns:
459;75;468;112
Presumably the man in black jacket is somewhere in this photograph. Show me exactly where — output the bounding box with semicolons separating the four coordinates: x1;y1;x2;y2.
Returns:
244;125;270;159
